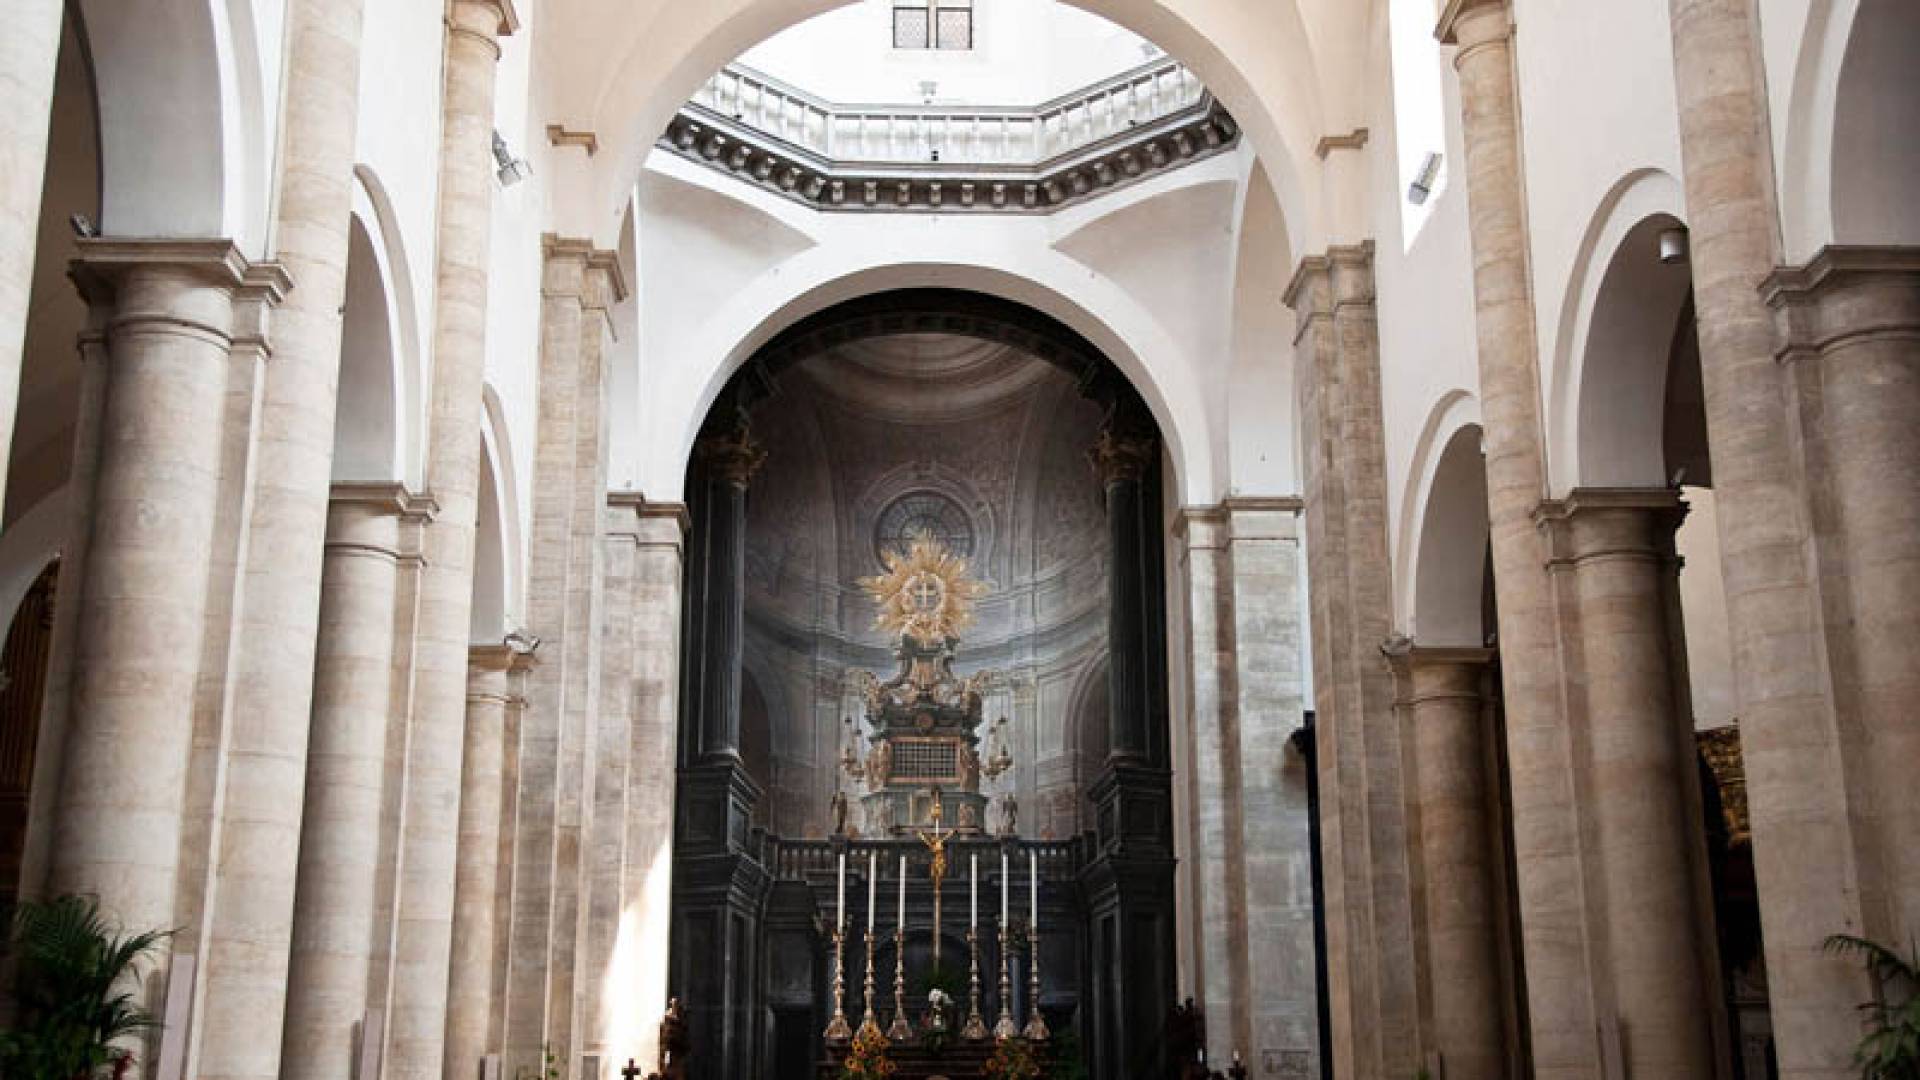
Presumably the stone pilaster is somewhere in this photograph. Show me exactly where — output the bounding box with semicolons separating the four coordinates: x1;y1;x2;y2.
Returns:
1665;2;1866;1073
1175;500;1317;1074
1285;242;1417;1080
501;236;592;1075
578;495;642;1074
392;5;517;1080
54;240;279;970
197;5;371;1076
445;638;537;1080
0;0;63;517
1765;248;1920;954
626;503;688;1070
1389;647;1511;1080
1438;4;1602;1074
283;485;433;1080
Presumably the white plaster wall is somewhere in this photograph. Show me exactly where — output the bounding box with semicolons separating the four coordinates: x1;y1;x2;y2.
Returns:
739;0;1154;105
486;13;548;576
1512;0;1684;491
354;0;447;483
1367;0;1481;631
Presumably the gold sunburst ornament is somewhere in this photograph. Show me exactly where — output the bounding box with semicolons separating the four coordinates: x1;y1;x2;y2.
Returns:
861;532;988;646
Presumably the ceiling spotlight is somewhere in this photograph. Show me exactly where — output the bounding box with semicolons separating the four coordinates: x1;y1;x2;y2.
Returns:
69;213;98;239
1407;151;1443;206
1659;226;1690;265
492;131;532;188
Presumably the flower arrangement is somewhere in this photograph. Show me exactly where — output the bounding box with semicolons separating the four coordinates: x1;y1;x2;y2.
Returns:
841;1027;896;1080
983;1037;1042;1080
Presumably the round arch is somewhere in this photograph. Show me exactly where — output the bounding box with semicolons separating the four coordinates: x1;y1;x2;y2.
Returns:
1548;168;1690;495
638;251;1215;504
471;386;522;642
74;0;269;248
1781;0;1920;259
1396;391;1487;644
547;0;1328;253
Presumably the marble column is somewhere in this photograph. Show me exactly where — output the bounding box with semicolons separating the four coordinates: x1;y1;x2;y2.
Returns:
1765;250;1920;953
1392;648;1507;1080
0;0;64;517
1285;243;1418;1080
1176;501;1317;1073
1091;402;1158;766
672;417;767;1080
1439;4;1601;1073
392;6;517;1080
445;640;535;1080
625;504;687;1070
1538;489;1719;1079
199;5;370;1077
53;240;280;998
1665;2;1865;1073
282;486;429;1080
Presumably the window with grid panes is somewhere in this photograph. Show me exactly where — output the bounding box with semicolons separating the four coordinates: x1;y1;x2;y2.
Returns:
893;1;973;50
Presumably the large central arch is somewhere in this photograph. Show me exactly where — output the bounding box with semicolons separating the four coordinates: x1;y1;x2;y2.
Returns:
637;252;1219;504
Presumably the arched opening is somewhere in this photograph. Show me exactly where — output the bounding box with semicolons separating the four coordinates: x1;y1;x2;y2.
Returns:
8;8;100;530
1831;0;1920;245
332;214;403;484
471;421;511;643
0;560;59;924
670;287;1174;1080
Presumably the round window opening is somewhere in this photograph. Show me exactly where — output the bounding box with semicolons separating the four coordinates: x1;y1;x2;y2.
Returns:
874;490;976;563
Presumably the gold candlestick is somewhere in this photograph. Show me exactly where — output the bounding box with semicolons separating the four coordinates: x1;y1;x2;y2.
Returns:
992;923;1017;1040
824;929;852;1042
1022;923;1049;1041
962;927;988;1040
858;929;882;1040
887;927;913;1041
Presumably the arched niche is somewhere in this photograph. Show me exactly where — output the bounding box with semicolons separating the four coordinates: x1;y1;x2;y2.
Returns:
1573;213;1694;489
470;393;519;643
1412;423;1490;649
333;212;403;483
1831;0;1920;246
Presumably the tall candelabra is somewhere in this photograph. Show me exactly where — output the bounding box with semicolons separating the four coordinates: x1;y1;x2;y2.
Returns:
823;929;852;1042
1022;923;1049;1041
962;927;988;1040
887;927;912;1041
858;929;882;1040
993;923;1018;1040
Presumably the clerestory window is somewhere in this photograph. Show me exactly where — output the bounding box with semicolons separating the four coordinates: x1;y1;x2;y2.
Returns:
893;0;974;51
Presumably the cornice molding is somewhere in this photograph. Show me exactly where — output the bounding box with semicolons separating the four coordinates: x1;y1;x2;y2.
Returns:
1314;128;1370;159
329;482;439;523
545;124;599;156
1435;0;1509;45
659;100;1239;215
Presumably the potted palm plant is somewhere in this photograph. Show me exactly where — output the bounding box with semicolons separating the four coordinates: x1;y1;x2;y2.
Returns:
1825;933;1920;1080
0;895;172;1080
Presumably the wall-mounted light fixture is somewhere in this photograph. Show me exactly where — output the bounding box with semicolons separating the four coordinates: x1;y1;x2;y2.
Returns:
1407;151;1443;205
493;131;532;187
1658;226;1690;265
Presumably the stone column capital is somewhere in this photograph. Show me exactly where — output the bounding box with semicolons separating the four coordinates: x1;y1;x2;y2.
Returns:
696;422;767;489
1387;645;1495;707
1435;0;1511;48
446;0;518;39
1088;428;1157;486
329;482;440;523
1535;487;1685;566
1762;244;1920;359
1282;242;1376;330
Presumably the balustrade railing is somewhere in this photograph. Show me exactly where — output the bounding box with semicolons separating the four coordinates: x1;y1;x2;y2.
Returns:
691;56;1205;168
760;833;1089;884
